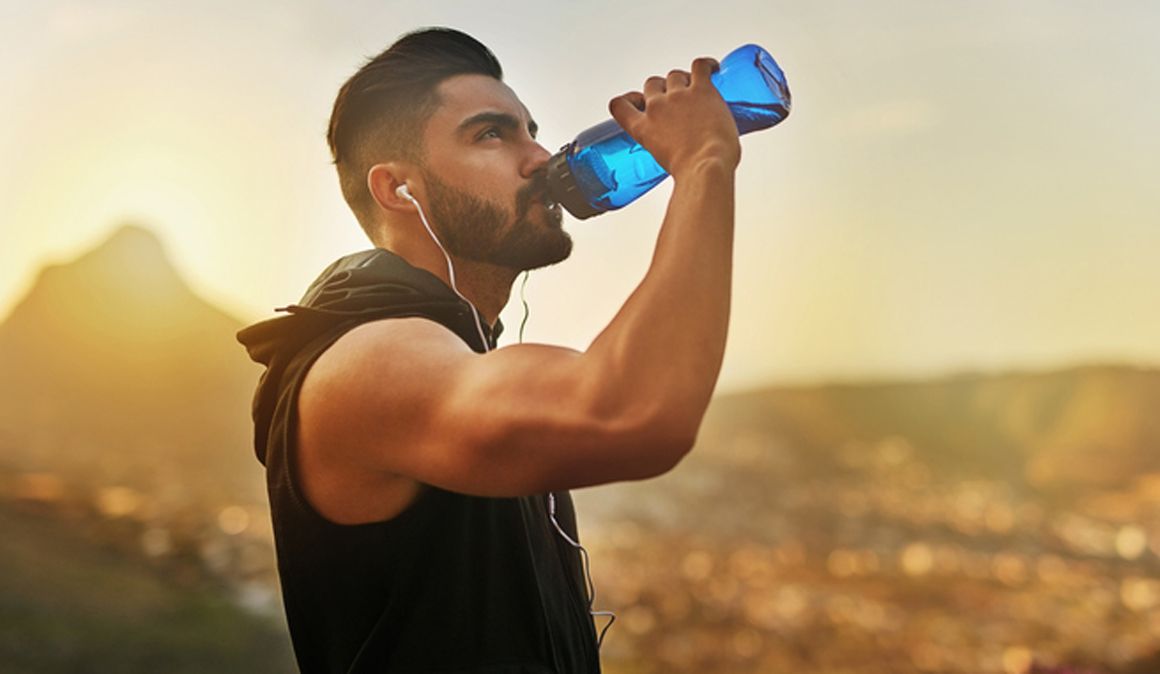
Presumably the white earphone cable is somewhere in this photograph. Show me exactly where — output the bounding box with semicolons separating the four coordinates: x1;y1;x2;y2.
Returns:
402;185;615;649
399;186;490;352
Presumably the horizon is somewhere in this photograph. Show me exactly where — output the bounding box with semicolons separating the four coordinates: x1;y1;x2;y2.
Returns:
2;1;1157;393
4;220;1156;395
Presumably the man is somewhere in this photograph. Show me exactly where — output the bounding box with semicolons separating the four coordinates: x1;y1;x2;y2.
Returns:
237;27;740;674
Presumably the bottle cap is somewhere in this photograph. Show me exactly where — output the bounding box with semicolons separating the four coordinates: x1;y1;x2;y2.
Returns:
545;145;603;220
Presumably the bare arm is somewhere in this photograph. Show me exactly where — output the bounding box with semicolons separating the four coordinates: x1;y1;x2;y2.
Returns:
298;57;740;497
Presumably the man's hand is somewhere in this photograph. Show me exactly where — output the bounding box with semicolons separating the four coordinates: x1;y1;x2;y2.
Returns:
608;57;741;178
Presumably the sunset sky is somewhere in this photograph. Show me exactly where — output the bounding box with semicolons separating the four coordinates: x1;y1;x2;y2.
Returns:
1;1;1156;392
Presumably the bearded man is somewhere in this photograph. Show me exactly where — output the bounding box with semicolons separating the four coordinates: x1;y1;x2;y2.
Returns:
238;26;740;674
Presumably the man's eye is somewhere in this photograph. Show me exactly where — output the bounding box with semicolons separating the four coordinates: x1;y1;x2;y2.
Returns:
479;127;501;140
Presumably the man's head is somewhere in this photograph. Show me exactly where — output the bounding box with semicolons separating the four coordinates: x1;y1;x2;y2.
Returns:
327;27;571;272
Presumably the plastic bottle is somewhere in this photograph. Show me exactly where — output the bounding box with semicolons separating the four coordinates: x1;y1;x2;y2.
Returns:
545;44;791;220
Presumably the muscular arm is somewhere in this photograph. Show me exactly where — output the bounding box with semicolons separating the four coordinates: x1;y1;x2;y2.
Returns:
586;159;735;462
298;57;741;498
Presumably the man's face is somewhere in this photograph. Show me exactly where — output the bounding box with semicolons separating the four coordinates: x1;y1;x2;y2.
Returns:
415;74;571;272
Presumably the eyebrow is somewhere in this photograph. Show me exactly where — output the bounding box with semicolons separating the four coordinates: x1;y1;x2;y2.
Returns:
456;111;538;139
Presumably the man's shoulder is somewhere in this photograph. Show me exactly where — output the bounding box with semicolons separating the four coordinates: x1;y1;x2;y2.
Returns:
298;316;474;422
332;315;469;354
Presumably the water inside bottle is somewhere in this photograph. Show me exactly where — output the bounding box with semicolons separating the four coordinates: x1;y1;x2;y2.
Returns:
728;101;791;135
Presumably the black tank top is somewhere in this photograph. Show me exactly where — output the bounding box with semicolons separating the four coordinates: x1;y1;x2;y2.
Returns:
236;248;603;673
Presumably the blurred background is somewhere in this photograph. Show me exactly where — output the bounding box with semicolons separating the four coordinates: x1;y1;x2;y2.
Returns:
1;1;1158;672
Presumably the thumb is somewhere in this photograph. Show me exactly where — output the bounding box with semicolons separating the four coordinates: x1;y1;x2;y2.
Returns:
609;91;645;129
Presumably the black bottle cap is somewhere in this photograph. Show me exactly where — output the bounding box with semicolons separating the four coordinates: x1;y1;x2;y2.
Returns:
545;145;603;220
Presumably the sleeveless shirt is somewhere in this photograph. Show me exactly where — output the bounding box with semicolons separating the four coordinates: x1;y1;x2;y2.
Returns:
236;247;603;673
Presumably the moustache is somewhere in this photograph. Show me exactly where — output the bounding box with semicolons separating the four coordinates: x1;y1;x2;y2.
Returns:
515;173;550;217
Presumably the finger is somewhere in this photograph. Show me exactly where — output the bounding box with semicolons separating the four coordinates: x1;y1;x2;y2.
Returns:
643;75;666;98
666;69;691;90
609;92;645;127
690;57;719;86
620;90;646;112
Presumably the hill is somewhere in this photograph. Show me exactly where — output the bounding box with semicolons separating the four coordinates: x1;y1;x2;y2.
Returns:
575;363;1160;542
0;224;265;508
699;363;1160;489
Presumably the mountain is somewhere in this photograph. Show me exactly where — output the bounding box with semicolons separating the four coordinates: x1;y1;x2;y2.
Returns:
696;364;1160;489
575;363;1160;541
0;224;265;507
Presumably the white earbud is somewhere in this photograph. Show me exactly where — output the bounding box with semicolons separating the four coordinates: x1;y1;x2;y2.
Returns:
396;184;412;200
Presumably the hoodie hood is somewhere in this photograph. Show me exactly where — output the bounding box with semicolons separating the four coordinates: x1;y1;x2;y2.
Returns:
236;247;503;465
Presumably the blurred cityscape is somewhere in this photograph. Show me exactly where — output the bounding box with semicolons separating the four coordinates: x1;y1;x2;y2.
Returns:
4;417;1160;673
579;434;1160;673
2;226;1158;673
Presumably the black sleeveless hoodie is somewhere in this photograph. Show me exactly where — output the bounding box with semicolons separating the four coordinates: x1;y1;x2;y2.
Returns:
236;247;602;674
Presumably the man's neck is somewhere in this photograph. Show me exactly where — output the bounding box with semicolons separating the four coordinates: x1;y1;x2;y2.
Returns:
378;241;517;329
437;256;517;329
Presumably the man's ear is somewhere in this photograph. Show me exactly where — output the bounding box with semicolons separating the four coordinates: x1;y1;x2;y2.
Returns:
367;163;418;213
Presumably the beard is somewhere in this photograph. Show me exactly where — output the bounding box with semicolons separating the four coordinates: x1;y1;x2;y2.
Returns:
420;168;573;272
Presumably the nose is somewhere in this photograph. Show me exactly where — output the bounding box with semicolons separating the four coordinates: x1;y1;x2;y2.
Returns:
522;140;552;178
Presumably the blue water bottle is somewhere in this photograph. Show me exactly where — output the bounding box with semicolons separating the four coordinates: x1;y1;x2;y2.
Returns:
545;44;791;220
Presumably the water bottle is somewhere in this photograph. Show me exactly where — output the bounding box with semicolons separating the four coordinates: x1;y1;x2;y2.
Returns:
545;44;791;220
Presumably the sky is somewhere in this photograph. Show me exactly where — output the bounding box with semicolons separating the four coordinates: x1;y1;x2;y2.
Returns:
1;0;1157;393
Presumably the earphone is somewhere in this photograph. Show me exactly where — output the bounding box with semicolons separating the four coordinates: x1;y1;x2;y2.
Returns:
395;182;489;351
397;180;616;649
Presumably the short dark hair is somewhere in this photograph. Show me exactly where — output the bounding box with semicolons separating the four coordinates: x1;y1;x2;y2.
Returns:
326;27;504;239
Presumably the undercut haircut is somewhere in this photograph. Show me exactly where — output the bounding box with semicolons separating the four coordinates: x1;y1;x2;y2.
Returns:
326;27;504;240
